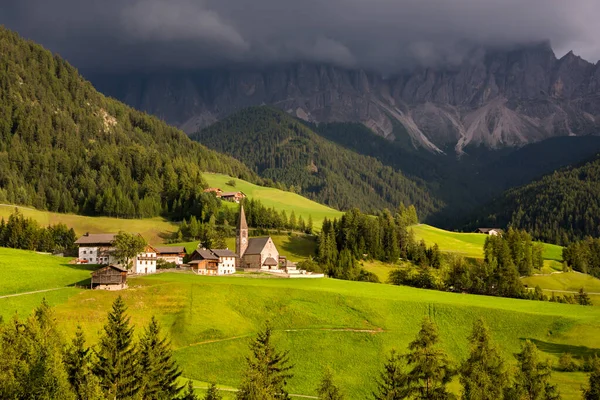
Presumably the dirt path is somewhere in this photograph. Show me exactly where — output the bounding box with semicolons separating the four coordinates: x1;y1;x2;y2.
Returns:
0;287;68;299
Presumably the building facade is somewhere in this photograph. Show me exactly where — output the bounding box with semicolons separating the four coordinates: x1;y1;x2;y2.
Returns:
155;246;187;265
131;245;158;274
236;205;280;270
189;248;237;275
75;233;118;265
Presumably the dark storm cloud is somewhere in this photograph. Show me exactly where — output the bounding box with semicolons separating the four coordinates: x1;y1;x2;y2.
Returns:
1;0;599;72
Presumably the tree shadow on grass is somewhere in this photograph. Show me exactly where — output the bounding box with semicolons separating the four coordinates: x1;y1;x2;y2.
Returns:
523;338;600;359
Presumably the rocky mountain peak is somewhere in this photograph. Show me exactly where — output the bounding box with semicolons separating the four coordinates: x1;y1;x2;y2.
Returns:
88;45;600;155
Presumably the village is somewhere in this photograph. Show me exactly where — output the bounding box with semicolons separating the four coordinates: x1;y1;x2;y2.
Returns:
81;205;324;290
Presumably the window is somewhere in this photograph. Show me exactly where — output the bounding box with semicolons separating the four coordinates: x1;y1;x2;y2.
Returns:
83;250;87;254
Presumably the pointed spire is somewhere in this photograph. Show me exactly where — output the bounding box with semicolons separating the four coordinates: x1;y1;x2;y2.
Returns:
237;204;248;231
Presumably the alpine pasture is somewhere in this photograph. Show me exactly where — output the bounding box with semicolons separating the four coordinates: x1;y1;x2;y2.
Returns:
1;248;599;399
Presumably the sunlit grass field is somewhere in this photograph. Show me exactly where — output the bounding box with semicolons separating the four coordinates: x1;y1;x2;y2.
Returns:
412;224;564;261
0;248;598;399
203;173;343;230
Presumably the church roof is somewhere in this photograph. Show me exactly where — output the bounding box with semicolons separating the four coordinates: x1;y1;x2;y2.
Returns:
237;204;248;231
244;237;270;255
263;257;278;266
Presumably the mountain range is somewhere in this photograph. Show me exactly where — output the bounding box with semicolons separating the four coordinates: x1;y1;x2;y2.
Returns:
90;42;600;154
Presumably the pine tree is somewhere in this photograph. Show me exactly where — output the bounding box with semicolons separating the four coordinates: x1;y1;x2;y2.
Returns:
373;349;408;400
94;296;141;399
236;322;294;400
578;288;592;306
64;327;104;400
317;368;344;400
307;215;314;234
583;355;600;400
406;317;455;400
180;380;200;400
512;340;559;400
204;382;223;400
460;319;509;400
289;211;297;231
138;316;183;399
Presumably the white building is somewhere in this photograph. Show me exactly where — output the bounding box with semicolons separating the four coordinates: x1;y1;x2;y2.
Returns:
75;233;158;275
131;245;158;275
211;249;237;275
75;233;118;265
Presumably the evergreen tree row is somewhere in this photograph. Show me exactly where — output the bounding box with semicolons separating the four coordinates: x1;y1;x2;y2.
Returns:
467;154;600;245
0;209;77;254
563;237;600;278
0;27;256;220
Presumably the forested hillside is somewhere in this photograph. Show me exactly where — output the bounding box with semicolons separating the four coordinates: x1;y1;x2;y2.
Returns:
468;155;600;245
0;27;256;219
193;107;442;218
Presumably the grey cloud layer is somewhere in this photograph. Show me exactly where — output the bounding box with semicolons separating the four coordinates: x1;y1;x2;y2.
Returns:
2;0;599;71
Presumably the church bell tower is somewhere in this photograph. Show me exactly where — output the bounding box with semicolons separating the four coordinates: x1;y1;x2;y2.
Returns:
236;204;248;260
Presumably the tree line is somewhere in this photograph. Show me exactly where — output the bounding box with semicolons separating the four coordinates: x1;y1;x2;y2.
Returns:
563;237;600;278
5;299;600;400
0;27;256;221
468;154;600;245
0;209;77;254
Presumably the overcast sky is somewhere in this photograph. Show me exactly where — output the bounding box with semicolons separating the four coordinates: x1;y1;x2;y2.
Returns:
2;0;599;72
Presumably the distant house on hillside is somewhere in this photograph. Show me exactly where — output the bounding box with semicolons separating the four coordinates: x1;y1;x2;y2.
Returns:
220;191;246;203
203;188;223;196
188;248;237;275
155;246;187;266
475;228;503;236
91;265;127;290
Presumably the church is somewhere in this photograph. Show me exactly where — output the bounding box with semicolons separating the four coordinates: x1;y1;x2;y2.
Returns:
236;205;280;270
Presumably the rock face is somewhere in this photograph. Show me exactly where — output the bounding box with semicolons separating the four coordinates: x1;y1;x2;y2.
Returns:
90;43;600;154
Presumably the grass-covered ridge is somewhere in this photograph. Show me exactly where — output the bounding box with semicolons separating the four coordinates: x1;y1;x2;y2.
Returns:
412;224;564;261
0;248;598;399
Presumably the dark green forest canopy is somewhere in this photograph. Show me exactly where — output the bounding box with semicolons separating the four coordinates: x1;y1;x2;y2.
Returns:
0;27;257;219
468;154;600;245
193;106;442;219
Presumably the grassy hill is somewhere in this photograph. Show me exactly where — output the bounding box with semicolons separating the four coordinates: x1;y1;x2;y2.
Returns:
203;173;343;230
0;248;598;399
412;224;564;261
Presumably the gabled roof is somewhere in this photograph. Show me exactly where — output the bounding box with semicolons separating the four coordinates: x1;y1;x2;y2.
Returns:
75;233;117;245
221;192;242;197
245;237;270;255
211;249;238;258
155;246;186;254
263;257;278;266
191;249;219;260
91;265;127;276
476;228;503;233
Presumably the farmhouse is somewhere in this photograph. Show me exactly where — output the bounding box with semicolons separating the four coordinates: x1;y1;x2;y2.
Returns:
475;228;504;236
236;205;280;270
188;248;237;275
155;246;187;266
75;233;117;265
131;245;158;275
75;233;158;274
90;265;127;290
203;187;223;196
220;191;246;203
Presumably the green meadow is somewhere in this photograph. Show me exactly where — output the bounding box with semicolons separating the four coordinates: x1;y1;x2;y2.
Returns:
412;224;564;261
203;173;343;229
0;248;598;399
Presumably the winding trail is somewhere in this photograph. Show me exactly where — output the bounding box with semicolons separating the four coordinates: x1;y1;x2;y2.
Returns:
0;287;69;299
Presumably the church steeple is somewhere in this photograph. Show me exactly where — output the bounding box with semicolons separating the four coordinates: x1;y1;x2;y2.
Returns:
236;204;248;259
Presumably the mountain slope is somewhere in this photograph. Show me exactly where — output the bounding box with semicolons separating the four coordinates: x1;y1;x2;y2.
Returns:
467;155;600;244
192;107;442;218
90;43;600;154
0;27;256;219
